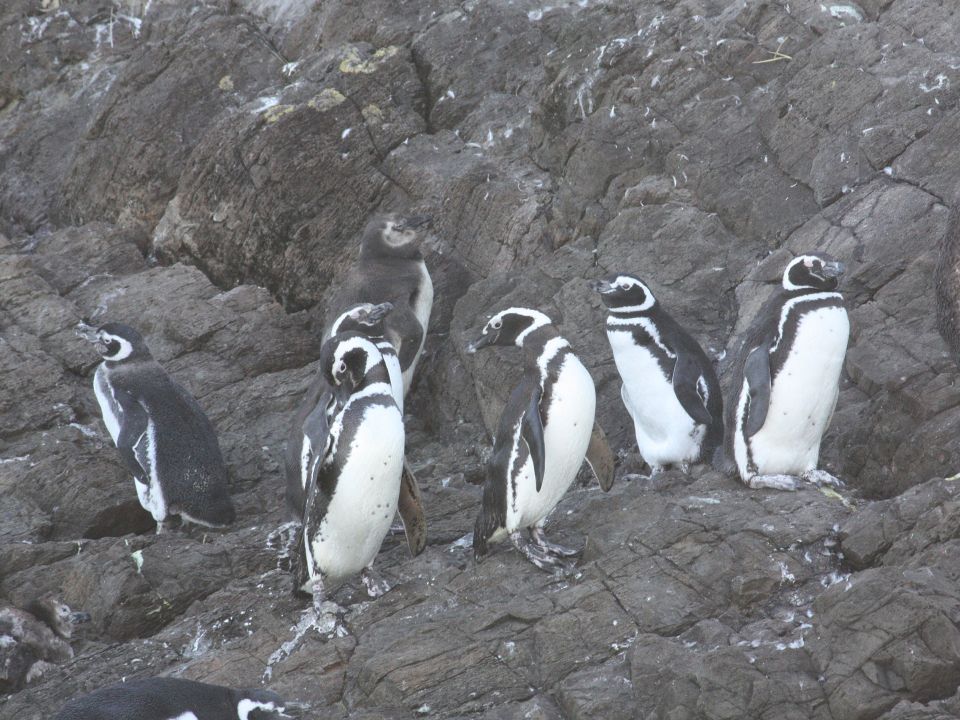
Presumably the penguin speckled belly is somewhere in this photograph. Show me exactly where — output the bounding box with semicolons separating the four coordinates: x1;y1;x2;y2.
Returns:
467;308;599;571
78;322;235;533
55;677;292;720
726;253;849;491
283;302;425;560
293;333;404;620
593;274;723;475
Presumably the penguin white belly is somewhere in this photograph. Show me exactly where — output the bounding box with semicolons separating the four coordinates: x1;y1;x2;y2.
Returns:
747;307;849;476
401;261;433;393
93;367;122;444
309;405;404;579
607;330;701;466
509;357;595;531
133;419;168;522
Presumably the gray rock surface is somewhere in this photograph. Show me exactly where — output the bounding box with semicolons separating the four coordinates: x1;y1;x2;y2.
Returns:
3;1;960;718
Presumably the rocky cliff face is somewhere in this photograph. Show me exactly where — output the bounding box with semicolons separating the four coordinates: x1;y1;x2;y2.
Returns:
3;1;960;718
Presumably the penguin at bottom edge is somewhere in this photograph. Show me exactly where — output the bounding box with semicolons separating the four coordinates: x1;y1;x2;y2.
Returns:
55;677;297;720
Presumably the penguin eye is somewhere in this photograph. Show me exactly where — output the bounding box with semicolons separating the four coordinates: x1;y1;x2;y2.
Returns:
491;318;502;330
618;282;630;290
337;360;347;375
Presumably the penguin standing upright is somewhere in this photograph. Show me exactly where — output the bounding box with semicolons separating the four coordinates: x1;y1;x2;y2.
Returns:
592;274;723;475
79;323;236;532
294;333;405;616
467;308;604;570
726;253;849;490
328;212;434;393
55;677;293;720
283;302;425;558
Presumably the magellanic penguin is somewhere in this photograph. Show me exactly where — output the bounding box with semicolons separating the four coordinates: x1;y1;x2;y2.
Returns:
725;253;849;491
592;274;723;475
283;303;425;558
467;308;607;571
327;212;433;394
55;677;296;720
293;332;405;617
78;322;236;532
0;595;90;693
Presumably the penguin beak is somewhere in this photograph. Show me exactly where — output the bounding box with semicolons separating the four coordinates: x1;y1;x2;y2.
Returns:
367;302;394;322
404;214;432;230
277;701;311;718
466;331;495;354
590;278;615;294
75;322;99;343
333;381;353;406
822;260;845;278
70;611;91;624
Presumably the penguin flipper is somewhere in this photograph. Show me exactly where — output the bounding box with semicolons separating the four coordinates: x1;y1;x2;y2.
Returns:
522;385;546;493
474;445;509;560
584;421;616;492
672;353;713;426
398;459;427;557
114;389;149;484
386;307;425;372
743;344;772;437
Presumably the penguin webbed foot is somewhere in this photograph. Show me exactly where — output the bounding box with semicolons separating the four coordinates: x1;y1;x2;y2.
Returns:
309;578;347;637
746;474;798;492
530;526;580;558
802;469;844;489
361;566;391;599
511;531;578;574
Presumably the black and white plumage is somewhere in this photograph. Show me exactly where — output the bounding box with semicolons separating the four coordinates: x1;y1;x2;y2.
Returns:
1;596;90;693
725;253;849;491
467;308;599;571
79;323;235;532
593;274;723;474
327;213;433;394
293;333;405;613
55;677;293;720
283;303;425;558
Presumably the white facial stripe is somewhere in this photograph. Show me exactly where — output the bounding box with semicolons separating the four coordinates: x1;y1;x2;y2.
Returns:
770;292;843;352
333;337;381;376
99;333;134;361
331;304;375;335
490;307;551;346
237;699;278;720
167;713;199;720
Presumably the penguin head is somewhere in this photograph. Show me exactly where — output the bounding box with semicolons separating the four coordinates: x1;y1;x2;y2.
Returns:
591;274;656;313
361;212;433;260
782;253;846;291
232;688;295;719
321;333;385;401
330;302;394;337
77;322;152;363
467;307;553;352
26;595;90;640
